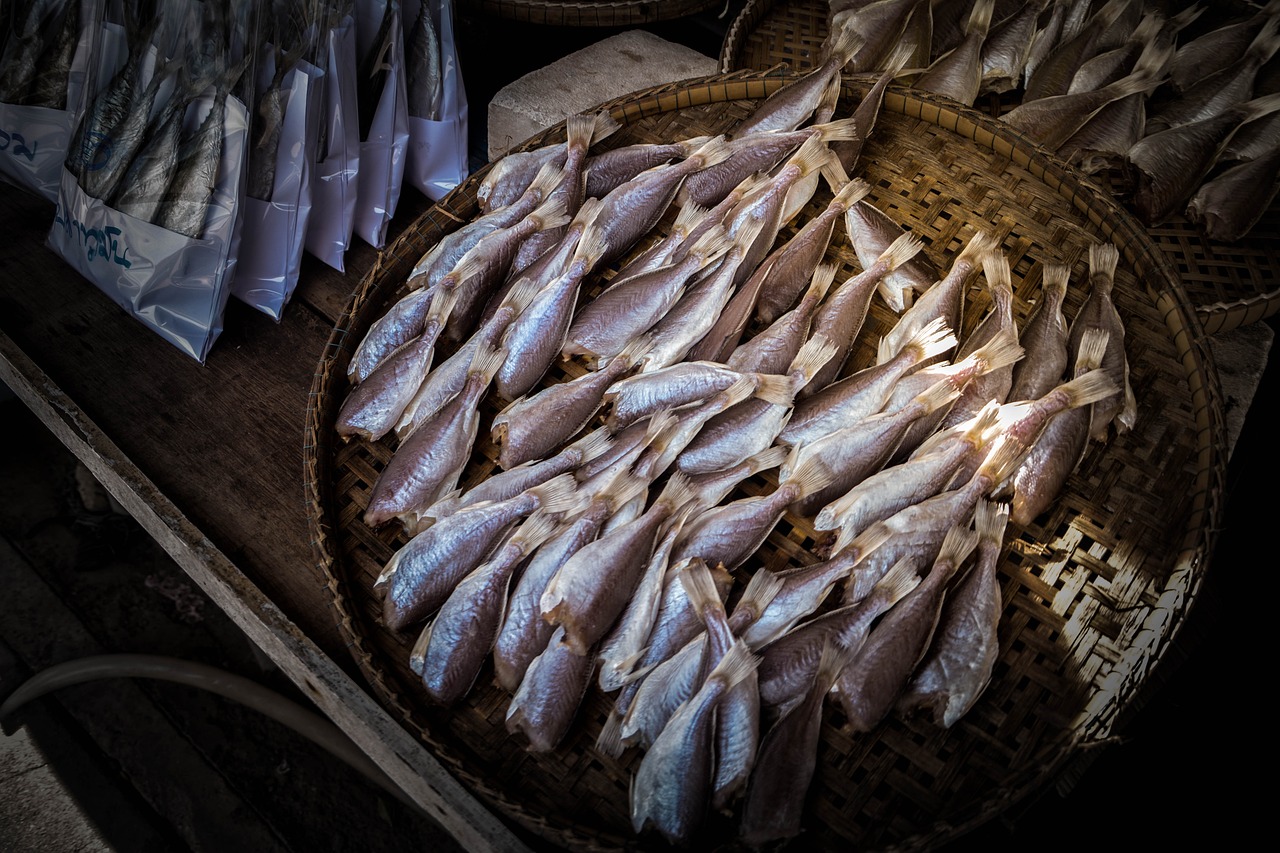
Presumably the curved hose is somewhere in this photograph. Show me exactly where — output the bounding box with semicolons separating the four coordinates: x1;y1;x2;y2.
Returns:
0;654;411;808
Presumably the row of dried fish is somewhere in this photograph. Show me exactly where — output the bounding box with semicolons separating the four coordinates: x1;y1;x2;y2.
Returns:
333;46;1134;843
0;0;83;109
826;0;1280;240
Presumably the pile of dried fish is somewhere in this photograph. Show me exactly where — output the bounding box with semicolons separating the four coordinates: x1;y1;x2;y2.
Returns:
334;21;1133;845
66;0;254;238
0;0;83;109
822;0;1280;240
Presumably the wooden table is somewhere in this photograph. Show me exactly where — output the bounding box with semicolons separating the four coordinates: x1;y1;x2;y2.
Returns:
0;181;531;853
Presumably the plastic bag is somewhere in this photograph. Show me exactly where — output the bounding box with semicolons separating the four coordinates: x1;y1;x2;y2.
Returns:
47;3;254;363
305;8;360;272
0;0;102;202
232;41;327;317
353;0;409;249
402;0;468;201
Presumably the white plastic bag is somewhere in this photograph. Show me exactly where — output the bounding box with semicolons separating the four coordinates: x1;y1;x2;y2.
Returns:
0;0;101;202
402;0;468;201
232;52;325;320
305;10;360;272
353;0;409;250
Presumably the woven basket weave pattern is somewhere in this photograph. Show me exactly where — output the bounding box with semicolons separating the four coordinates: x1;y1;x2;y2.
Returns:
305;74;1224;851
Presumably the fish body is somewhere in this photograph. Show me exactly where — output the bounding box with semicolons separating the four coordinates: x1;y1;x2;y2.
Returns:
913;0;995;106
1064;242;1133;440
1008;263;1070;402
1186;144;1280;241
980;0;1049;95
582;135;709;200
937;254;1020;432
834;525;979;731
780;315;955;448
732;22;863;137
755;557;919;714
417;513;557;705
898;500;1008;727
843;199;940;313
506;625;596;751
405;0;442;120
727;262;836;376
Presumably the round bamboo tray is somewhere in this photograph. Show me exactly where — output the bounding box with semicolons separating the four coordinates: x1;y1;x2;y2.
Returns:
456;0;724;26
304;72;1227;851
718;0;1280;335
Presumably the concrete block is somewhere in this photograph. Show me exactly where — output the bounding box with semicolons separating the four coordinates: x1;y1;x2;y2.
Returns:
487;30;719;160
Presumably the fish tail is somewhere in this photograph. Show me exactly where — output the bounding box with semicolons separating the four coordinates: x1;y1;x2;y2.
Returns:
687;134;734;171
823;16;867;66
879;230;926;274
936;523;981;573
501;274;545;317
614;333;655;370
1075;327;1110;373
831;175;872;209
904;316;959;364
1060;368;1118;409
671;201;710;237
814;639;853;690
687;224;735;266
529;193;571;232
721;374;762;408
527;161;567;201
973;330;1026;374
751;373;799;406
565;112;598;152
730;211;768;254
707;639;759;690
528;474;582;516
513;510;562;552
677;558;726;625
591;110;624;144
1042;263;1071;302
735;567;785;624
1247;13;1280;64
967;0;997;38
789;133;839;178
842;520;892;564
1237;91;1280;126
914;378;963;415
976;435;1027;488
1088;242;1120;285
658;470;699;514
571;224;611;272
570;426;615;466
956;230;1002;269
610;472;653;514
409;621;432;676
790;334;839;382
742;445;790;477
812;116;863;145
596;709;626;757
982;251;1013;295
873;556;922;607
470;342;509;381
975;499;1011;549
879;38;917;78
784;457;837;502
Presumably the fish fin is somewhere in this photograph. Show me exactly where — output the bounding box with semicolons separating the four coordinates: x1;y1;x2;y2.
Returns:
614;333;655;371
817;72;843;121
529;193;570;232
687;135;735;170
409;620;433;676
658;470;699;514
873;556;922;607
976;434;1027;487
822;15;867;66
879;230;926;273
788;133;839;178
981;251;1013;296
609;472;653;514
469;340;507;379
526;161;567;201
955;230;1002;270
1075;327;1110;374
751;373;799;407
675;134;715;156
1060;368;1118;409
734;567;785;624
526;474;581;516
569;426;615;466
966;0;997;37
686;224;735;266
806;262;839;305
596;709;626;758
974;499;1011;549
814;638;853;691
677;558;726;626
789;334;839;383
1042;263;1071;302
934;524;981;579
501;274;545;317
811;116;863;145
783;456;836;502
571;222;610;272
742;444;790;477
878;37;917;78
512;510;562;554
671;200;710;239
707;639;758;690
565;112;597;153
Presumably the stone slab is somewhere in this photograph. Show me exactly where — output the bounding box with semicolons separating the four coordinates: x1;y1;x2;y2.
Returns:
487;30;719;160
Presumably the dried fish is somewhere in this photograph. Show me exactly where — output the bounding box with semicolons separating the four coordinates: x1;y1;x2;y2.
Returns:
937;251;1020;431
1024;0;1135;102
582;134;710;201
1008;328;1107;525
842;198;940;314
912;0;996;106
506;624;596;751
1008;263;1070;402
1064;242;1134;440
1167;0;1280;93
1186;143;1280;241
833;524;980;732
832;0;929;74
980;0;1050;95
897;499;1009;727
728;263;836;376
405;0;442;120
24;0;80;109
416;512;560;706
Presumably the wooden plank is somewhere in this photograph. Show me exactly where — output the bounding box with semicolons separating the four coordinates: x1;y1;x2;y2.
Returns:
0;333;531;853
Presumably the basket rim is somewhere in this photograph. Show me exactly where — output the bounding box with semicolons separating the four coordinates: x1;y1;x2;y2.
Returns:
303;70;1229;852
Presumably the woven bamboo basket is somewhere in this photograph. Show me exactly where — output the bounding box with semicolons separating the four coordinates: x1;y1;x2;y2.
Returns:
456;0;724;26
304;71;1227;851
718;0;1280;335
